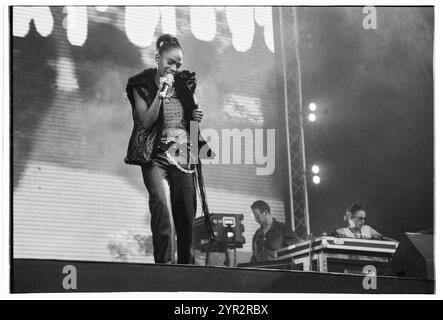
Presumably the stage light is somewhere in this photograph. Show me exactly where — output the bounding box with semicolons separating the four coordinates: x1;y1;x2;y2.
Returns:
95;6;108;12
226;7;255;52
13;7;54;38
313;175;321;184
312;165;320;174
125;7;159;48
66;7;88;46
254;7;275;53
159;7;177;36
309;102;317;112
190;7;216;42
308;113;316;122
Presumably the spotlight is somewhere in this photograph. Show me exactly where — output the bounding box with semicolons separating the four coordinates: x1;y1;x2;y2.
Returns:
312;165;320;174
96;6;109;12
313;175;321;184
309;102;317;112
308;113;316;122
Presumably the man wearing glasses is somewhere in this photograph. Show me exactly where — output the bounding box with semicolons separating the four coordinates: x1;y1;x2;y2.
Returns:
335;203;395;241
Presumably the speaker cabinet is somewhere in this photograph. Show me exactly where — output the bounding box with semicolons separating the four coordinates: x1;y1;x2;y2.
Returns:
389;232;434;280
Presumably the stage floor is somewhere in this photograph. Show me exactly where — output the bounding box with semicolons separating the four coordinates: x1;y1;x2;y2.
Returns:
11;258;434;294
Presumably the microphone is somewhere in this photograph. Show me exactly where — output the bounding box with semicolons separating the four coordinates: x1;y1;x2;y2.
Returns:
159;70;175;100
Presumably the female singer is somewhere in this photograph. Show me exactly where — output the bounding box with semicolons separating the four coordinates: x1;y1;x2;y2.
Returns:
124;34;214;264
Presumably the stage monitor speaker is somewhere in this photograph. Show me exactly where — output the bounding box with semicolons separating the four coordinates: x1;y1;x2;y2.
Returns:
193;213;246;252
389;232;434;280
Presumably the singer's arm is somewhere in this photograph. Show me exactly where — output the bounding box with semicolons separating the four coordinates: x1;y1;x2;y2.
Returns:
133;87;162;130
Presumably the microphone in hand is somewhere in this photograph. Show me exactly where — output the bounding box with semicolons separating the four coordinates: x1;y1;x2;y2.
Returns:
159;70;175;100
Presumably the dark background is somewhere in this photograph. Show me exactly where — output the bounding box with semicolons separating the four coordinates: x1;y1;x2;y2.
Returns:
299;7;434;239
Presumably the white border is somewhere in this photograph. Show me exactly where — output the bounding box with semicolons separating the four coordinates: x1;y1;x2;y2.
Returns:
2;0;441;300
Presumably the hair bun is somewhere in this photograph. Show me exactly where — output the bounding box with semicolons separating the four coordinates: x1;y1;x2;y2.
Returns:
156;34;180;51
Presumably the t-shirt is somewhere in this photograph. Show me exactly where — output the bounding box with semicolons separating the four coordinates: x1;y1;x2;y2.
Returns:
251;218;299;263
335;225;383;239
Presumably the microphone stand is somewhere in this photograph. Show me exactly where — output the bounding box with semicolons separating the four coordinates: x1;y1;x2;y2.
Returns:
307;234;315;271
185;77;215;241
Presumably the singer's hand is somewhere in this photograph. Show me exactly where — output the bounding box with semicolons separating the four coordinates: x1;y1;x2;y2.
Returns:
192;109;204;122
